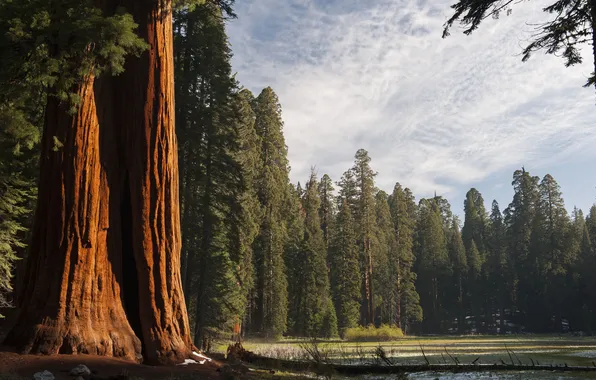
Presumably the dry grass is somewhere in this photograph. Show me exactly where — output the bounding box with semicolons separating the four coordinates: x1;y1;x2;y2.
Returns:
214;335;596;369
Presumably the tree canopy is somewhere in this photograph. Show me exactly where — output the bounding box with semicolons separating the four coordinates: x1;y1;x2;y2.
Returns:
442;0;596;89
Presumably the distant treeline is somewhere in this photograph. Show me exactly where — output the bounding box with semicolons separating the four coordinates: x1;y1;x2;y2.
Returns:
171;4;596;342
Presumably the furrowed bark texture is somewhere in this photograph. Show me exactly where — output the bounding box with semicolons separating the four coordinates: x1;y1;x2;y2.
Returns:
117;0;192;365
4;0;193;365
5;77;142;360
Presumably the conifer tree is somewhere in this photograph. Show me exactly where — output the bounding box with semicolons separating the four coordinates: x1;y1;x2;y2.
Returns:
400;276;423;334
461;188;489;331
318;173;335;282
318;174;335;246
467;240;484;330
291;171;337;337
296;182;305;199
228;88;263;338
504;167;540;330
447;217;467;332
387;183;421;329
174;3;249;349
352;149;377;325
374;190;394;325
0;45;42;309
576;212;596;331
251;87;291;338
415;197;450;332
486;200;509;334
568;207;588;330
536;175;571;274
433;195;454;230
466;241;482;281
329;198;361;335
587;205;596;248
532;174;572;331
462;189;487;254
0;126;38;312
337;169;358;216
285;183;305;335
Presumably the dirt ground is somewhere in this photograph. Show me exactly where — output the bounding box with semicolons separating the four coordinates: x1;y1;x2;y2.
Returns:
0;350;225;380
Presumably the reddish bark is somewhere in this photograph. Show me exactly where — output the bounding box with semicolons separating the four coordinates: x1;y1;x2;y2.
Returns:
5;76;142;360
4;0;193;365
116;0;192;365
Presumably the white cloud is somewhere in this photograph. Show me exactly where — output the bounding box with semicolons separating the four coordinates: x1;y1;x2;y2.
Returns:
227;0;596;200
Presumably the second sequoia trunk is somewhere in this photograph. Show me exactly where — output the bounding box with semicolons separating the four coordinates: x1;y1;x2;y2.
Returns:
4;0;193;365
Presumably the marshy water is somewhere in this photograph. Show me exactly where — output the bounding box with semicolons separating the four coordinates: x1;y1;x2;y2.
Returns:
225;335;596;379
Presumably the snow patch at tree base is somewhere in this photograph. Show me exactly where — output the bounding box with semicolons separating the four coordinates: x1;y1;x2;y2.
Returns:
191;351;213;364
176;359;199;366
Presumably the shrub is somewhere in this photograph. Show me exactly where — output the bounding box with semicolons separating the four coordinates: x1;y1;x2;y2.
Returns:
344;324;404;342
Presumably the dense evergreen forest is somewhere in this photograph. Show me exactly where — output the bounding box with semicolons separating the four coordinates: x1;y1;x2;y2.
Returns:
1;0;596;359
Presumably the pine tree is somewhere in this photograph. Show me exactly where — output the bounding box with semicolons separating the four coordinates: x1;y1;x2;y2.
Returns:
291;171;337;337
415;197;451;332
577;213;596;331
329;198;361;335
433;195;454;230
532;174;572;332
504;167;540;330
318;174;335;247
285;183;305;335
400;275;423;334
462;189;487;253
228;89;263;336
318;174;335;291
466;240;482;280
374;190;394;325
568;207;588;330
0;35;42;310
399;188;422;332
447;217;467;333
174;3;251;349
587;206;596;248
461;188;489;331
486;200;509;334
337;169;358;216
466;240;484;331
251;87;290;338
352;149;377;325
0;138;36;312
387;183;421;330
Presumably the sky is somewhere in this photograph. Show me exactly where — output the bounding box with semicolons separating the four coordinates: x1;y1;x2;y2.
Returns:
226;0;596;217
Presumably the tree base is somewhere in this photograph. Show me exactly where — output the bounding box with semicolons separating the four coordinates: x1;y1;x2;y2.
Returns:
4;314;143;363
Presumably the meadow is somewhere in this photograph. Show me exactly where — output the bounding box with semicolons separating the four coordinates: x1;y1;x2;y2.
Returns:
215;335;596;379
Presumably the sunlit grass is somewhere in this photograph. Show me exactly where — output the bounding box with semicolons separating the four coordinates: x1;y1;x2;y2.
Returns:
344;324;404;342
214;334;596;369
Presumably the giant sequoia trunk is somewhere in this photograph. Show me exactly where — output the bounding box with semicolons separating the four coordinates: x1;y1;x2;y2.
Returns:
4;0;193;365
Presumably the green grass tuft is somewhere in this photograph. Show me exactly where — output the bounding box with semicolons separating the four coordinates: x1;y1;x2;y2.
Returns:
344;324;404;342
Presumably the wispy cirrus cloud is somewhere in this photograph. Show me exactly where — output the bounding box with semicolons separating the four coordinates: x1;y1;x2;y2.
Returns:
227;0;596;203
